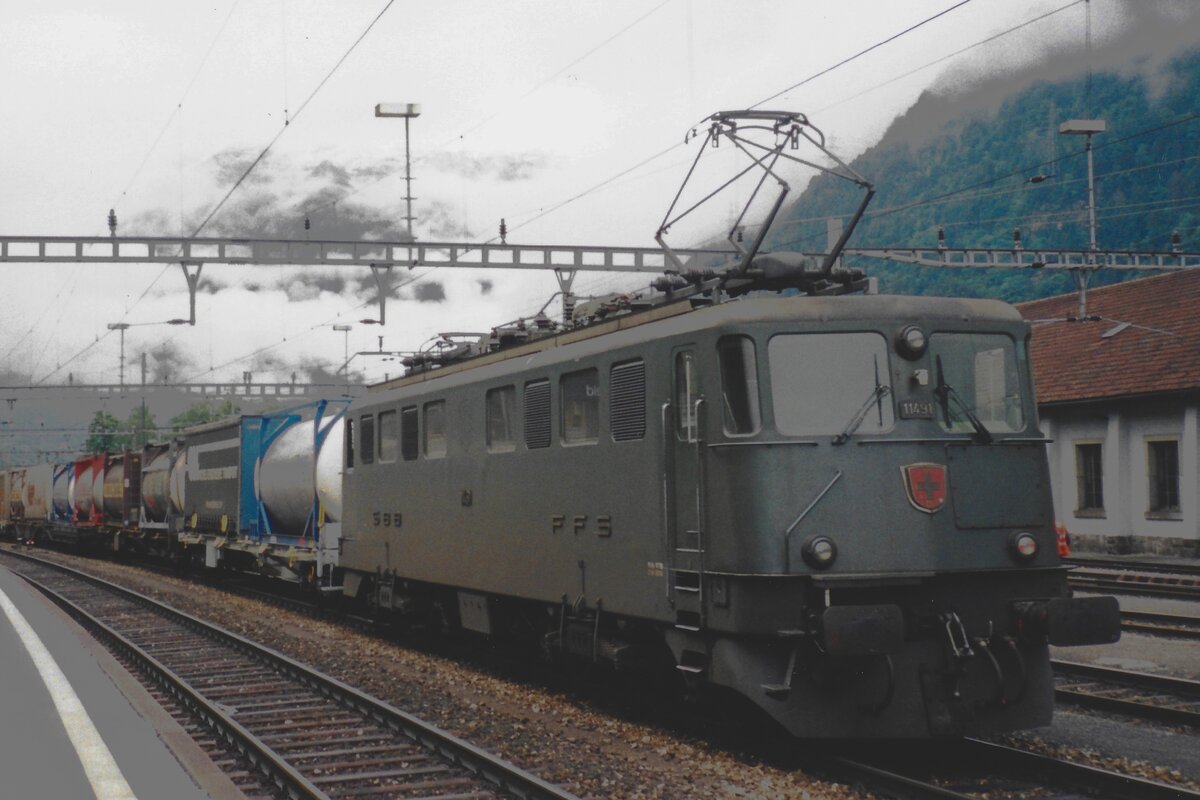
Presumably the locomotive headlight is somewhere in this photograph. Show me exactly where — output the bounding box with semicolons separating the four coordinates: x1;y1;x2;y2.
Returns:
802;535;838;569
896;325;927;360
1011;531;1039;561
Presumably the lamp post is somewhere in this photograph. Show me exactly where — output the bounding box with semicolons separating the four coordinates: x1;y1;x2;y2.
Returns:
333;324;352;392
1060;118;1106;318
107;323;131;387
374;102;421;241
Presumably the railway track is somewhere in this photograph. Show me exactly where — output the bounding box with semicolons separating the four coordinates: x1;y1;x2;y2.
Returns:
1068;556;1200;578
1068;567;1200;601
0;549;578;800
829;737;1199;799
1053;659;1200;729
1121;608;1200;640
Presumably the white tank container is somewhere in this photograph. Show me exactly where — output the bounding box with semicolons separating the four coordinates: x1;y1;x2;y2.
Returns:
256;416;344;538
142;450;171;523
23;464;52;521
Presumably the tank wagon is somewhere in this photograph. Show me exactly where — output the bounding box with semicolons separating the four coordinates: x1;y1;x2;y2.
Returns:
339;290;1120;737
172;399;347;584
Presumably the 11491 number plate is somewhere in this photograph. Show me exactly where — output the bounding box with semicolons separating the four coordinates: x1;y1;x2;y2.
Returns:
899;400;936;419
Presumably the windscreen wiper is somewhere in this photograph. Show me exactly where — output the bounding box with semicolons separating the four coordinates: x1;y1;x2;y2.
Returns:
835;362;892;448
934;355;993;444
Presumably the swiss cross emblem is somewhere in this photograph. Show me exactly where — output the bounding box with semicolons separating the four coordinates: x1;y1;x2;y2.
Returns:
902;463;947;514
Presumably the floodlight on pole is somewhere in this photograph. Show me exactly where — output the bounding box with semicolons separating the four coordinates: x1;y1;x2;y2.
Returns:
375;102;421;241
1060;119;1106;318
107;323;131;387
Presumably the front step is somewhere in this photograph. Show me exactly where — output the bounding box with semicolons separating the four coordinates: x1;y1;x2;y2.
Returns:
675;648;707;675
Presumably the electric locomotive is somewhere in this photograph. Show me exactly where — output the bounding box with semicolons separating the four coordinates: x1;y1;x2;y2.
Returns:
338;278;1120;738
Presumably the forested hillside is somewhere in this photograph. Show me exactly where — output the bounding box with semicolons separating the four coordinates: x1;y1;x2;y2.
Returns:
773;48;1200;301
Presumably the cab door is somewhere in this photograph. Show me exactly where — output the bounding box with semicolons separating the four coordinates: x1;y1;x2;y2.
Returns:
665;347;706;629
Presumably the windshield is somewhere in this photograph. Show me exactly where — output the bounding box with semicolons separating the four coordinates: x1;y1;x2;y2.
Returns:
929;333;1026;434
769;332;894;436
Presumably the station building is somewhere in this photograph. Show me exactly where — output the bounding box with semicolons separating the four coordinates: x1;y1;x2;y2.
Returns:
1018;269;1200;556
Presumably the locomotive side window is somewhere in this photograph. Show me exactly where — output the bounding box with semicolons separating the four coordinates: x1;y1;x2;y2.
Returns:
561;369;600;444
524;380;551;449
424;401;447;459
769;333;894;436
400;406;418;461
929;333;1025;434
377;410;398;463
345;417;355;468
360;414;375;465
717;336;761;435
486;386;517;452
675;352;698;441
610;359;646;442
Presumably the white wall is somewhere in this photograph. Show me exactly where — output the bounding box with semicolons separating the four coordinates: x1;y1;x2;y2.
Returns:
1042;400;1198;544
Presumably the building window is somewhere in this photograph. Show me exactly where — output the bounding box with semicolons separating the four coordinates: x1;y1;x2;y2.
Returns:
377;410;398;463
717;335;761;436
610;359;646;442
486;386;517;452
360;415;375;465
562;369;600;444
524;380;551;449
424;401;446;459
1147;438;1181;516
345;417;355;468
1074;442;1103;516
400;407;418;461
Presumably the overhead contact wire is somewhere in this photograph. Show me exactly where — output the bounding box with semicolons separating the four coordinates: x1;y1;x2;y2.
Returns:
749;0;974;109
192;0;398;236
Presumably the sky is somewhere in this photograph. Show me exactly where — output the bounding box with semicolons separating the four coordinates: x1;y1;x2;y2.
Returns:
0;0;1183;389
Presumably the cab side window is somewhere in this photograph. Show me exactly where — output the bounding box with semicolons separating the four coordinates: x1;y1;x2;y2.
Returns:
401;406;418;461
360;414;375;465
378;410;398;463
424;401;447;459
486;386;517;452
561;369;600;444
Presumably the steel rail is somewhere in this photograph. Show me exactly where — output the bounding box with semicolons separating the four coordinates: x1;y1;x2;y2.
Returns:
1068;570;1200;601
827;736;1200;800
1067;555;1200;577
0;549;580;800
1053;659;1200;728
959;738;1200;800
1121;609;1200;640
11;561;327;799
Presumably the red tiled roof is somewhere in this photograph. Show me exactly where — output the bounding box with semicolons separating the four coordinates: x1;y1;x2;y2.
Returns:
1016;269;1200;405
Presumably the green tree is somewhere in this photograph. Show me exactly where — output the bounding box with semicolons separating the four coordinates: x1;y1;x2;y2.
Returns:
125;406;157;448
85;410;128;453
169;399;241;432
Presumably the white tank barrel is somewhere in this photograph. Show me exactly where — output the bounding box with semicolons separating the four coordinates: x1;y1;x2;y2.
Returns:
316;418;343;524
258;416;344;537
169;450;187;515
23;464;52;521
103;458;125;523
52;465;72;519
142;450;171;523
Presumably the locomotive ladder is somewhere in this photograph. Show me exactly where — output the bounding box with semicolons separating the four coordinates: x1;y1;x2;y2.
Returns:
670;398;709;677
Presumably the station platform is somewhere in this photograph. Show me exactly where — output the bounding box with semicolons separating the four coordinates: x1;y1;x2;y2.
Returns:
0;563;242;799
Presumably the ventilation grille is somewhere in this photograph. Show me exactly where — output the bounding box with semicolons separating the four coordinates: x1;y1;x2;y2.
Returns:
524;380;551;449
610;360;646;441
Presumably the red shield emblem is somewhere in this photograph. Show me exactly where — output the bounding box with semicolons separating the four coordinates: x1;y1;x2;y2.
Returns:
902;463;947;514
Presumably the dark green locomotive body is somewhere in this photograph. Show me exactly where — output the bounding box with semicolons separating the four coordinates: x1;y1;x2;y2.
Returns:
340;293;1118;737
